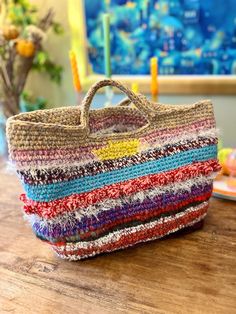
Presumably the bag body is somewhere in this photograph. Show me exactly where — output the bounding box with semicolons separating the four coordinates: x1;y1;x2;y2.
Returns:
6;79;220;260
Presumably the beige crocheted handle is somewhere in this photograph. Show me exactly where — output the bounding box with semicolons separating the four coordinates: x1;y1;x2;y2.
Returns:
80;79;156;132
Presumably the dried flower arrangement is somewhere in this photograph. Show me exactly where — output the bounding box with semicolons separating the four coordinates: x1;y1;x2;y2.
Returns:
0;0;63;118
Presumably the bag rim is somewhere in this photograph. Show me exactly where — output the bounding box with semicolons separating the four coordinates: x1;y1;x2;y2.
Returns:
7;99;212;130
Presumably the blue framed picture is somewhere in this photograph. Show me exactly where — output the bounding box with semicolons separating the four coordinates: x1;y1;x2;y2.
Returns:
84;0;236;76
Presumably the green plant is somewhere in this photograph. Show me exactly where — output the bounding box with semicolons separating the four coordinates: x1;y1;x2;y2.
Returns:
20;90;47;112
33;50;63;84
0;0;64;117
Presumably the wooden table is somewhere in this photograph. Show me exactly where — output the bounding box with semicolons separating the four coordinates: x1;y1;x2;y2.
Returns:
0;161;235;314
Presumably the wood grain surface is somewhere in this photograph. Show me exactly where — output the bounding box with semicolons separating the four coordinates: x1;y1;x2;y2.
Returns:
0;161;235;314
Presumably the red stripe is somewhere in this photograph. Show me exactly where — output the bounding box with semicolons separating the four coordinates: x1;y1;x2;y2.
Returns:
53;203;208;258
51;191;211;243
20;159;220;219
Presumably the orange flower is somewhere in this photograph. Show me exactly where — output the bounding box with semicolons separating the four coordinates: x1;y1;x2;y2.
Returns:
16;39;36;58
2;25;19;40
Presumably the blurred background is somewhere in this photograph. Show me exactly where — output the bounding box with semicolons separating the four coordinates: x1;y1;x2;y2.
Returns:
0;0;235;151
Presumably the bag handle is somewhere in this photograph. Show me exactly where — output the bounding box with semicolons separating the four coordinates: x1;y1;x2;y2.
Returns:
117;97;158;108
80;79;156;134
117;98;133;107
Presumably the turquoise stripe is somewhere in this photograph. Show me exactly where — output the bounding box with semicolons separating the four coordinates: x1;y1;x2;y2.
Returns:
23;145;217;202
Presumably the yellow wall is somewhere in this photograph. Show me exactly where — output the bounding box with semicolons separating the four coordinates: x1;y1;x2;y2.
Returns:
26;0;76;107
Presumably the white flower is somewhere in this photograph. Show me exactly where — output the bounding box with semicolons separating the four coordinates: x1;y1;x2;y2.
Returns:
26;25;46;41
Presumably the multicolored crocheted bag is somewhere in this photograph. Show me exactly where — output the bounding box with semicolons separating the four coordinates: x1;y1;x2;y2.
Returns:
6;79;220;260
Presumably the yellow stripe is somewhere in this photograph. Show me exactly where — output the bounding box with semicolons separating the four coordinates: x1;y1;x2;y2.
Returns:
93;139;140;161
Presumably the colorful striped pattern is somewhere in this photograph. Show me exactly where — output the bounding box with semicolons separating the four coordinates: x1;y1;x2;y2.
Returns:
6;88;220;260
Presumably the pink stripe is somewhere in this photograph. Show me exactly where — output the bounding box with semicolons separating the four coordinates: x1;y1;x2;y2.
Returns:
141;118;215;144
11;151;96;166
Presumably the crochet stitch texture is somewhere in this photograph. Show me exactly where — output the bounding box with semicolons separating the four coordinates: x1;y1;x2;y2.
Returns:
6;79;220;260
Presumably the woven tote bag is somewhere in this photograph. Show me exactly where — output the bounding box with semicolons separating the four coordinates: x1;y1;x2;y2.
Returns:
6;79;220;260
